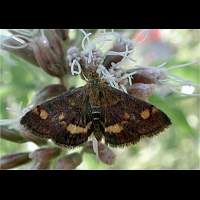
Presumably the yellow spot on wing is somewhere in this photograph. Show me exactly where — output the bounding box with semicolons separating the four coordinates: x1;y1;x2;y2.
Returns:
40;110;48;119
66;122;92;134
140;109;150;119
58;112;65;121
123;112;130;120
152;107;159;114
33;107;39;115
105;124;123;134
59;121;67;126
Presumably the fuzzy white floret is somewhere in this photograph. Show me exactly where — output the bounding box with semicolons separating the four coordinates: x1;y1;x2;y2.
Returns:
97;65;119;89
70;59;82;75
79;29;94;64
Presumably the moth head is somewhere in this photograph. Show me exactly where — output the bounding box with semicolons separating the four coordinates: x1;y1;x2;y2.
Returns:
81;66;101;82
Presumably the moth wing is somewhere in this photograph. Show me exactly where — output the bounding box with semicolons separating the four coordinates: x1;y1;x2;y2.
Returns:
100;85;171;146
20;86;93;147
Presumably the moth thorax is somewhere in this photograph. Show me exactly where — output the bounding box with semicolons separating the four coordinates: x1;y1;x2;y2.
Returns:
89;85;102;106
82;67;100;81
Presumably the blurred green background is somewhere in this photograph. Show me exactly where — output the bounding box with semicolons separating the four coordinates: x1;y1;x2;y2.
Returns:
0;29;200;169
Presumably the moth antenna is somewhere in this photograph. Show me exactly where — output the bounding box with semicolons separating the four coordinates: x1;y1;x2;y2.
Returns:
120;84;128;93
81;72;89;81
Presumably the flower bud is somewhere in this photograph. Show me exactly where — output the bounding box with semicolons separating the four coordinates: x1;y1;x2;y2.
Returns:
1;36;39;67
83;141;116;165
98;143;116;165
103;55;123;69
31;84;67;105
0;127;28;143
1;30;68;78
54;29;69;41
67;47;81;63
0;152;31;169
131;67;167;84
103;33;134;69
127;83;155;101
20;127;48;146
32;35;67;78
43;30;65;60
66;46;81;72
82;141;95;154
55;153;82;170
29;147;61;163
31;161;51;170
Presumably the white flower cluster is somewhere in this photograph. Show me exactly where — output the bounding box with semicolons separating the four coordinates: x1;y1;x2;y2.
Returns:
67;30;137;93
67;29;200;98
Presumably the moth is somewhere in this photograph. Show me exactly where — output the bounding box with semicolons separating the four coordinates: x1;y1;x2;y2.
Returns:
20;69;171;147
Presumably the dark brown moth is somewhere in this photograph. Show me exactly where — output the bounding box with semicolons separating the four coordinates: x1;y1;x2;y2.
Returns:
20;68;171;147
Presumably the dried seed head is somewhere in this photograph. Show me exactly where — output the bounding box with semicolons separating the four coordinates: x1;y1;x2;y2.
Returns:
0;152;31;169
55;153;82;170
29;147;61;162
